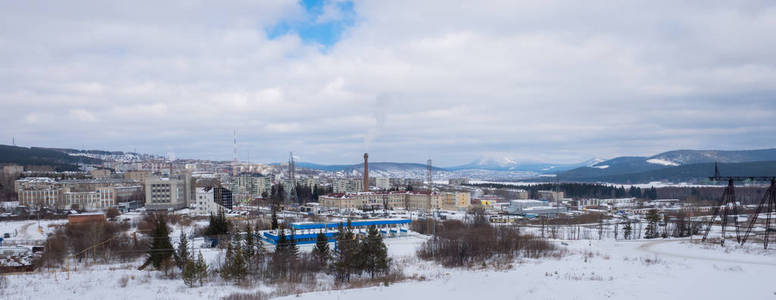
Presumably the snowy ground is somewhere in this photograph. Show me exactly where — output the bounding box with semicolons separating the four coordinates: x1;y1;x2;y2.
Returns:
277;238;776;300
0;219;67;244
2;220;776;299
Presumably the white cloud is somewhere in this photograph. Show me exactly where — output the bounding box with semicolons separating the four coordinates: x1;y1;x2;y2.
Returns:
69;109;98;122
1;1;775;164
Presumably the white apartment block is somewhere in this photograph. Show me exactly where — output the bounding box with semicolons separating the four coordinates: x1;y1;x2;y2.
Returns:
375;177;390;190
193;187;228;215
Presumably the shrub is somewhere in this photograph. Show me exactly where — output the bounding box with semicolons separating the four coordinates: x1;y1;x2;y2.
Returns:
417;220;554;267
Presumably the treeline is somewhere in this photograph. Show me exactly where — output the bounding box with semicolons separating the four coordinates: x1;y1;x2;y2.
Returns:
0;145;102;171
140;210;395;291
469;182;659;199
469;182;773;204
260;183;332;206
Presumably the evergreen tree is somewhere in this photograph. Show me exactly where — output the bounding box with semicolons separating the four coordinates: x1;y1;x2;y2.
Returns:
275;227;288;253
205;209;230;236
221;242;234;280
271;209;278;230
312;231;331;267
243;223;255;260
146;215;174;270
182;259;197;287
271;227;289;279
231;249;247;282
645;209;660;239
360;225;389;278
334;221;358;282
312;185;319;201
288;230;299;262
195;251;208;286
175;232;190;269
624;221;632;240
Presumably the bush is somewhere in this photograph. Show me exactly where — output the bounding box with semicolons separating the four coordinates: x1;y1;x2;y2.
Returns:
417;220;554;267
37;220;143;267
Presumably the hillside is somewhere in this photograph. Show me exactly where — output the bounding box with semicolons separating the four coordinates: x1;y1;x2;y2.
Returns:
557;148;776;181
0;144;102;171
557;161;776;184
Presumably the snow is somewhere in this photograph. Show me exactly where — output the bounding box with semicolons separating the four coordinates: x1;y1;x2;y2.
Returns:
0;219;67;243
4;224;776;300
593;165;609;169
646;158;680;166
279;239;776;300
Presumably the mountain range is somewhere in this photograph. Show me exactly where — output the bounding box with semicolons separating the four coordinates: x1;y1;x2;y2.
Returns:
291;149;776;183
554;149;776;183
4;143;775;183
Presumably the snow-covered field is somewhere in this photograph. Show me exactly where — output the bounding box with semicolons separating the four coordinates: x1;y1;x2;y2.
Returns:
0;219;67;243
2;219;775;300
279;239;776;300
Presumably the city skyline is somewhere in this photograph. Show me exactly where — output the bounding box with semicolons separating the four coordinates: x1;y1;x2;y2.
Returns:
2;1;776;165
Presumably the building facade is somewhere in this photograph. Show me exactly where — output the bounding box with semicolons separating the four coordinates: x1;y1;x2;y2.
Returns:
319;191;446;211
144;176;190;210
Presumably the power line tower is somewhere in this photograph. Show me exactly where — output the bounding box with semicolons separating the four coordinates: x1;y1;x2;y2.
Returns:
288;152;297;205
741;178;776;249
702;163;774;247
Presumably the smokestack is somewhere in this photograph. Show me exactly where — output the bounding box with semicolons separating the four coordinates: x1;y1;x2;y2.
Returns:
363;153;369;192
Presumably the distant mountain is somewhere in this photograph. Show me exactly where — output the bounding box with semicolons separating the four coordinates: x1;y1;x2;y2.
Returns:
556;148;776;183
448;157;597;173
279;161;450;179
0;144;103;171
570;161;776;184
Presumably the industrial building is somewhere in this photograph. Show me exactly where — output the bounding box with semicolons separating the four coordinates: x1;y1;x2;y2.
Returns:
319;191;470;211
261;218;411;245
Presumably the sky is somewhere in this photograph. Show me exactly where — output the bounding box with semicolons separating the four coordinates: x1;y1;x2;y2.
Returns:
1;0;776;166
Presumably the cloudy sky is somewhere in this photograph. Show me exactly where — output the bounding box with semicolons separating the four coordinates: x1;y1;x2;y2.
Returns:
2;1;776;166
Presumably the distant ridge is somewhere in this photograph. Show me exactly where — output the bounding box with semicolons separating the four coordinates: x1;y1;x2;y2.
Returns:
554;148;776;183
0;144;103;171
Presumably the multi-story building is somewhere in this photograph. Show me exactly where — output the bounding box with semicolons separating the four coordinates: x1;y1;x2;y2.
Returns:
538;190;564;202
333;179;364;193
214;186;233;210
319;191;445;211
90;169;112;179
144;175;192;210
441;192;471;210
375;177;390;190
17;177;141;210
18;187;62;208
63;191;100;210
2;164;23;176
252;175;272;197
193;187;230;215
123;170;151;182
